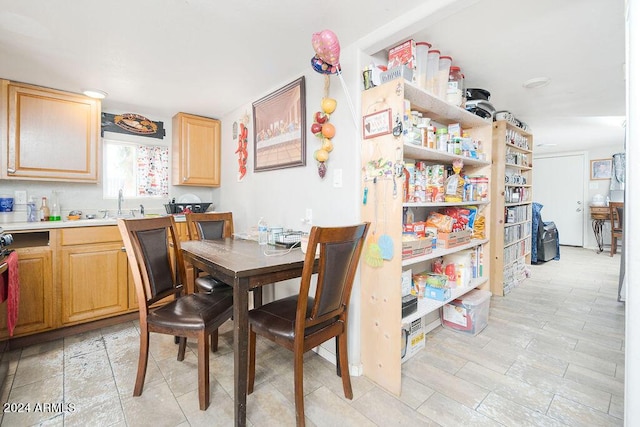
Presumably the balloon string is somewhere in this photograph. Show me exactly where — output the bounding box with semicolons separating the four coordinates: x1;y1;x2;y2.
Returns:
336;69;359;129
324;75;330;98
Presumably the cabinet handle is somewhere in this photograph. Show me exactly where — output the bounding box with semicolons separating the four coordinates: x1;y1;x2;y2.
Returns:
121;247;126;252
7;168;15;174
183;176;187;182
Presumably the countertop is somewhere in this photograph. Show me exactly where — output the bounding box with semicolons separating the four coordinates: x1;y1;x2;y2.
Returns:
2;215;186;232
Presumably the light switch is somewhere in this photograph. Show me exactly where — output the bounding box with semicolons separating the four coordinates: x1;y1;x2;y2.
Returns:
333;169;343;188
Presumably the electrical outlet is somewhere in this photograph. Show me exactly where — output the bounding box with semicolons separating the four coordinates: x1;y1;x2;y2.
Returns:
14;190;27;205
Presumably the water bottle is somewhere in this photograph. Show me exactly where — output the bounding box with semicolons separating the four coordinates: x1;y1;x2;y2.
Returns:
257;217;268;245
27;197;37;222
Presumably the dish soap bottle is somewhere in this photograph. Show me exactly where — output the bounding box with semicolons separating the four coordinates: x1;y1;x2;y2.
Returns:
257;217;268;245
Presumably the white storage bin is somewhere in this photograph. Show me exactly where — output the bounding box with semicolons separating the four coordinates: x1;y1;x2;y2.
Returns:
441;289;491;335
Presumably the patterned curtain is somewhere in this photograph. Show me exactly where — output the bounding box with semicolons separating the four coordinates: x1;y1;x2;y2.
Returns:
136;145;169;197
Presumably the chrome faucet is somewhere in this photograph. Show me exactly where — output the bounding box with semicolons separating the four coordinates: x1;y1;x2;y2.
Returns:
117;189;124;216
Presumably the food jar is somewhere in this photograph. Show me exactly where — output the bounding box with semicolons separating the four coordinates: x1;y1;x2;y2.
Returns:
436;128;448;151
437;55;453;99
446;66;464;107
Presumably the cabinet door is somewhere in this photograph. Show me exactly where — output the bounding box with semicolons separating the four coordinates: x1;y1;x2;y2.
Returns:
0;247;54;338
172;113;221;187
2;81;100;182
60;243;129;325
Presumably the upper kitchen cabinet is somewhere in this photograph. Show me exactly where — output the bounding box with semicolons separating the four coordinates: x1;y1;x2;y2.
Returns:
172;112;221;187
0;80;100;182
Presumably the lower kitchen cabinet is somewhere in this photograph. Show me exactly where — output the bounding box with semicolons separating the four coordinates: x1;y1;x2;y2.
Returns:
0;246;54;339
59;226;130;325
60;241;129;325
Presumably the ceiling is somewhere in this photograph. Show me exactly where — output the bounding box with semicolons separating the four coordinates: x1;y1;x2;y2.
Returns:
0;0;626;154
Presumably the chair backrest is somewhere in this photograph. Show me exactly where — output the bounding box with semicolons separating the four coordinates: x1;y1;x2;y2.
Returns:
609;202;624;232
186;212;234;241
295;223;370;332
118;216;186;313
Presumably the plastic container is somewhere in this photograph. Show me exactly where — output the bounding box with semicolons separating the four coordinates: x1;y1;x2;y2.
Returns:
425;49;440;95
437;55;453;99
257;217;268;245
441;289;491;335
414;42;431;90
446;66;464;106
436;128;448;151
0;196;14;212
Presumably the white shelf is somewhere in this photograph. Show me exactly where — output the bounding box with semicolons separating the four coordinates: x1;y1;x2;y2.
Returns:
403;201;490;208
403;144;491;166
504;219;532;227
505;201;532;207
402;238;489;267
504;234;532;248
505;162;532;170
505;184;532;188
402;276;490;324
404;82;491;128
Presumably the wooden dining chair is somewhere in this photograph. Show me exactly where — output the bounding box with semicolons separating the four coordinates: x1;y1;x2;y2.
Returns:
247;222;370;426
118;216;233;411
185;212;234;294
609;202;624;256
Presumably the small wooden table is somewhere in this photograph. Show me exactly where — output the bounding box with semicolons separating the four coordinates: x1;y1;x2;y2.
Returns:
590;206;610;253
181;238;316;426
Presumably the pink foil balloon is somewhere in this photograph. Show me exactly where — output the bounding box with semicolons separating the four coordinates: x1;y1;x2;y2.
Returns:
311;29;340;66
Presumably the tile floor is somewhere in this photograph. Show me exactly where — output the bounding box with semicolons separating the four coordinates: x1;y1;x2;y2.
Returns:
0;246;624;426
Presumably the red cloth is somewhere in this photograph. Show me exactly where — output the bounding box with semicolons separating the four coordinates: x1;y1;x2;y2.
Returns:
0;251;19;336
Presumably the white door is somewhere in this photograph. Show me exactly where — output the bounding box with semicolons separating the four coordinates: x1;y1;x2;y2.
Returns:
533;154;585;246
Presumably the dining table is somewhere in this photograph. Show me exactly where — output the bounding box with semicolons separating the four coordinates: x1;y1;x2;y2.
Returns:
181;237;316;426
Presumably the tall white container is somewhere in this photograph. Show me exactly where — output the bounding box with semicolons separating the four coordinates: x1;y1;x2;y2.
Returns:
425;49;440;95
414;42;431;90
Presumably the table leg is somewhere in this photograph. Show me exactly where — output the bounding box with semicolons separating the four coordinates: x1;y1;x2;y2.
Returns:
234;277;249;426
592;219;605;253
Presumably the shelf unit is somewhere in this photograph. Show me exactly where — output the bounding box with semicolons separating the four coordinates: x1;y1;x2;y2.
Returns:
490;120;534;296
360;79;493;395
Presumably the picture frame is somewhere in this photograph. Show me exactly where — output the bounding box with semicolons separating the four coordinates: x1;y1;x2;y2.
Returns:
253;77;306;172
362;108;392;139
590;158;613;180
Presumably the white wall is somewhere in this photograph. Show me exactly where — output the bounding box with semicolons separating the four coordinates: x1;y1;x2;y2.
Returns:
625;0;639;424
217;51;363;366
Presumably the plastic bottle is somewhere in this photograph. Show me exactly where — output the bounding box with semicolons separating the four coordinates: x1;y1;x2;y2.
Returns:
27;197;37;222
40;196;50;221
257;217;268;245
50;201;61;221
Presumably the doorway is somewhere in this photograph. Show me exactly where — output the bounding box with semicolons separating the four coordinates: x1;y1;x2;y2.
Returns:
533;153;586;247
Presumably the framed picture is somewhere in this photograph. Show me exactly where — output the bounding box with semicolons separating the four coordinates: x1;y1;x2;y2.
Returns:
253;77;306;172
362;108;392;139
590;158;613;180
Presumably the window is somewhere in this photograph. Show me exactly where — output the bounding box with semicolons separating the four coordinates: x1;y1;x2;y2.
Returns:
103;139;169;199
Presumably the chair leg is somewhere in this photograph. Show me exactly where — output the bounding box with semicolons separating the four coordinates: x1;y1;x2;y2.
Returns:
211;329;219;353
335;337;341;377
293;345;306;426
337;332;353;400
177;337;187;361
134;330;150;397
197;330;210;411
247;328;256;394
611;236;616;256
